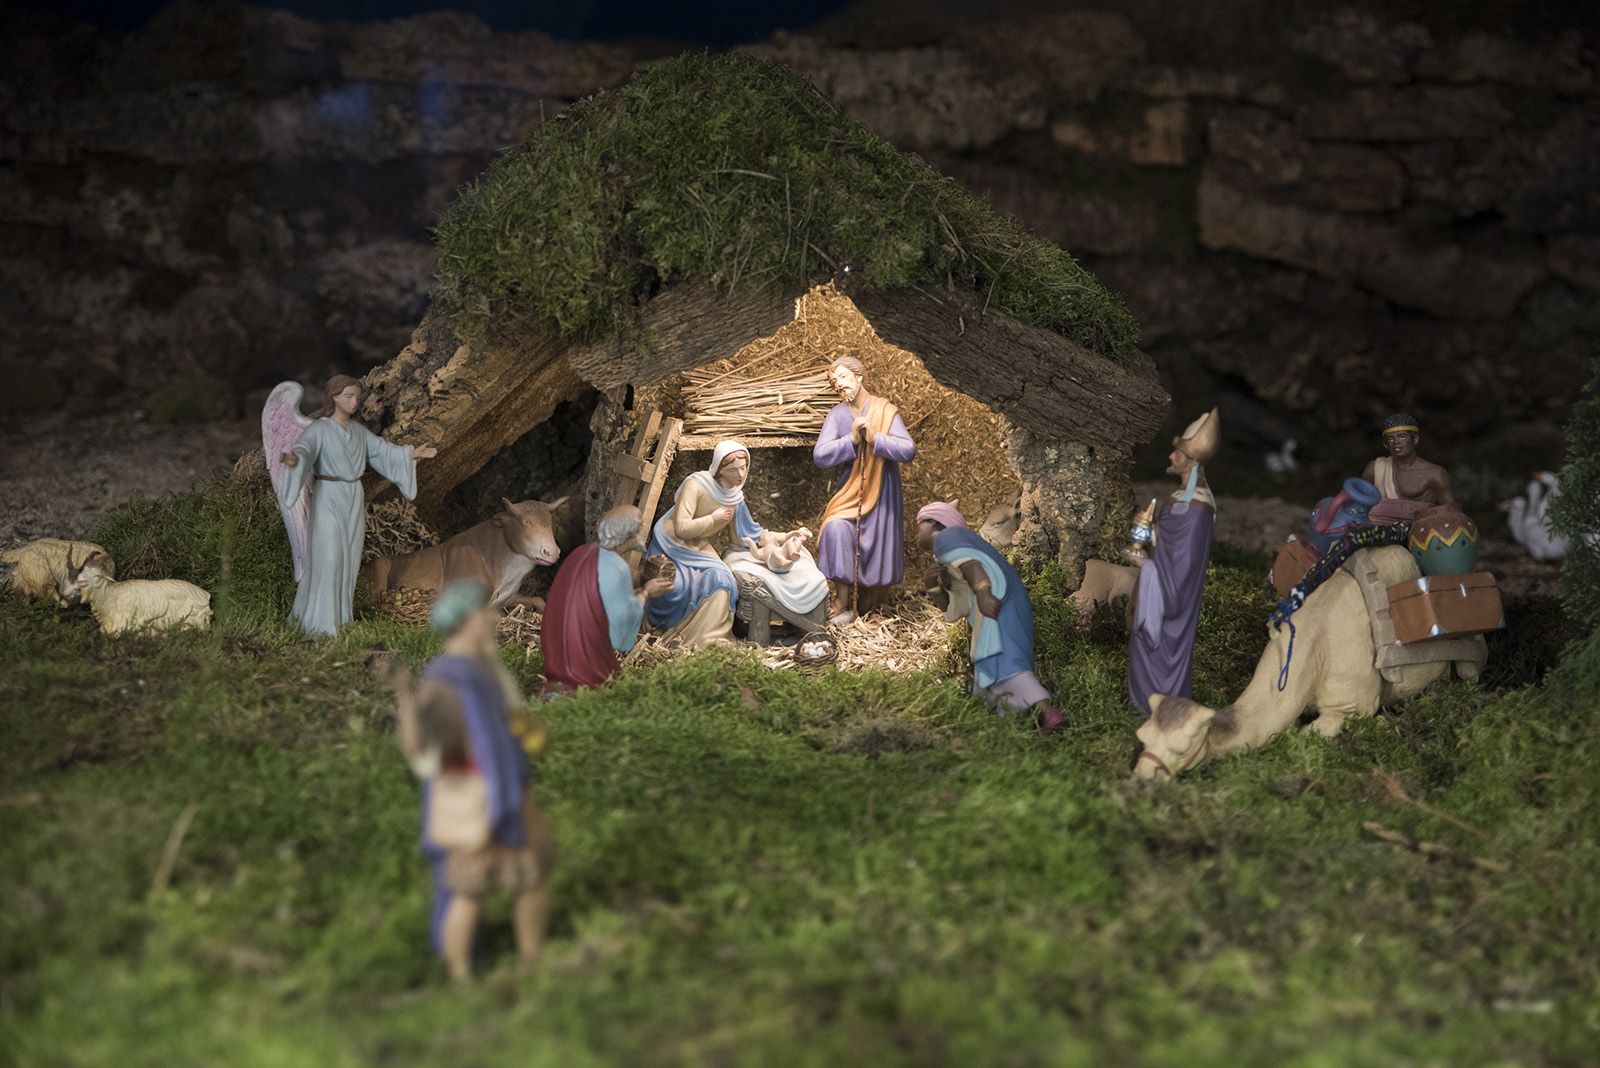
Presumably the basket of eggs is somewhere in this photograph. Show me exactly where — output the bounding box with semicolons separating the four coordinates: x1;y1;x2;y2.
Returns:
792;630;839;673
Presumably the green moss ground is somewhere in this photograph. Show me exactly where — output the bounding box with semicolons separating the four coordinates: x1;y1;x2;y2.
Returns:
432;52;1142;368
2;478;1596;1065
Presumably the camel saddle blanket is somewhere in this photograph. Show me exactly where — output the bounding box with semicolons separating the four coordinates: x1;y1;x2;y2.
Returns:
1342;550;1490;684
1269;536;1320;599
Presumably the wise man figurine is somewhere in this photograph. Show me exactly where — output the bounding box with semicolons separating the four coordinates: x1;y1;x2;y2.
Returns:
1128;408;1219;719
540;505;675;695
384;581;556;983
813;355;917;625
916;500;1064;735
1362;413;1456;524
263;375;436;636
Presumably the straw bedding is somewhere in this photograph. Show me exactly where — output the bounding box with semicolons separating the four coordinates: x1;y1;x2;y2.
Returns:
376;584;957;681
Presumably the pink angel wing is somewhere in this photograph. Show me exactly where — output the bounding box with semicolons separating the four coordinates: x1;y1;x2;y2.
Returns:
262;382;314;583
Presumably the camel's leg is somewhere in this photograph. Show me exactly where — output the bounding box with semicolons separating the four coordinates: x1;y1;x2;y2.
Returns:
514;884;552;970
1303;710;1348;738
442;895;481;983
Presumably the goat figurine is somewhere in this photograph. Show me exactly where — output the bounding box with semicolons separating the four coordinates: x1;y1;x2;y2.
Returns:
2;538;115;606
67;550;212;635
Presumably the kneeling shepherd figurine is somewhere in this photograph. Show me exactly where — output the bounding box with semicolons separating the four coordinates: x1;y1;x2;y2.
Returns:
916;500;1064;735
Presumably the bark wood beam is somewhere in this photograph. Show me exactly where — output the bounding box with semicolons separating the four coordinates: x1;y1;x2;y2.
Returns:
360;315;586;514
851;287;1168;455
566;281;803;389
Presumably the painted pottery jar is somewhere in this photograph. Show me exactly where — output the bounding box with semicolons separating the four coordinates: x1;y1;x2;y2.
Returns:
1409;505;1479;576
1305;478;1382;556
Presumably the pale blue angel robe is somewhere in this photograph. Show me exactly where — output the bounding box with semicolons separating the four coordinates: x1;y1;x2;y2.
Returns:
278;417;417;636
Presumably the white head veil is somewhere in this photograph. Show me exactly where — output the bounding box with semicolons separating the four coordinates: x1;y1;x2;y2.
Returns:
682;439;750;507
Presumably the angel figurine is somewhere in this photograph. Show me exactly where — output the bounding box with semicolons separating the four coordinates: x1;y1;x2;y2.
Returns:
262;374;437;636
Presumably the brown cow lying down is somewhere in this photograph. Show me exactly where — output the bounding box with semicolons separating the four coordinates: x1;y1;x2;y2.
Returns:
365;497;568;611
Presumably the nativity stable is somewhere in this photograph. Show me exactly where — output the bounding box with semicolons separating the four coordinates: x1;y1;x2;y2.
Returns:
356;52;1167;583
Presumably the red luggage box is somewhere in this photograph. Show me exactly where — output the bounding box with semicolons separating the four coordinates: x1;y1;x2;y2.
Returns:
1386;572;1504;644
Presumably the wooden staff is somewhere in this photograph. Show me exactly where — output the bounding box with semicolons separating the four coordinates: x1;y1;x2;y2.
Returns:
852;400;872;618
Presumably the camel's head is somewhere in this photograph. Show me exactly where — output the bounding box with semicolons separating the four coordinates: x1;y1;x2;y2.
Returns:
1134;694;1217;781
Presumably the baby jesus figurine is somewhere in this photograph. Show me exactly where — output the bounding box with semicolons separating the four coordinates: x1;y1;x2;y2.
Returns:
741;527;813;574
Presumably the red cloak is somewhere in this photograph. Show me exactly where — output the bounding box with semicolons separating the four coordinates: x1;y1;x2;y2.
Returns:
540;543;621;693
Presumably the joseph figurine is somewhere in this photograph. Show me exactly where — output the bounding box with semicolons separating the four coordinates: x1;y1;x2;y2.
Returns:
813;355;917;625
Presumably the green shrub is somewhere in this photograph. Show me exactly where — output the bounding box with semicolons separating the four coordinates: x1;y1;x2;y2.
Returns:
1551;356;1600;630
433;52;1142;367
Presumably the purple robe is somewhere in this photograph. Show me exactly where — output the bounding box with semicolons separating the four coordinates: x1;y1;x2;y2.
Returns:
419;654;528;953
813;402;916;587
1128;500;1214;718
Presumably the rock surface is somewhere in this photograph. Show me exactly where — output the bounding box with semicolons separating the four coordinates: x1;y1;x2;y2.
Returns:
2;0;1595;474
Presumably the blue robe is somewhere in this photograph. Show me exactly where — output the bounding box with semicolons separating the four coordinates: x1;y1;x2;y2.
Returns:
934;528;1036;690
646;482;765;631
419;654;527;953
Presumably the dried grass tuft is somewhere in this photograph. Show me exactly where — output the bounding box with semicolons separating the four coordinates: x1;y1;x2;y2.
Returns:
364;499;439;562
370;589;545;656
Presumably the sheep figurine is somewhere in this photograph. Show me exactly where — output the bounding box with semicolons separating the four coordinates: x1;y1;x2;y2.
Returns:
68;551;212;635
1;538;115;606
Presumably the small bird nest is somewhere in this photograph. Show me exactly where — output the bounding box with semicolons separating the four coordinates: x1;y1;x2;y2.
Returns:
371;585;435;627
791;631;839;673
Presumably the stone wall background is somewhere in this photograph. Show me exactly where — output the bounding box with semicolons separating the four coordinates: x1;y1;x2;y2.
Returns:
3;0;1595;476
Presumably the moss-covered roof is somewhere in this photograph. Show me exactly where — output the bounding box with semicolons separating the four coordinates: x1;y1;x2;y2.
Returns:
433;51;1142;367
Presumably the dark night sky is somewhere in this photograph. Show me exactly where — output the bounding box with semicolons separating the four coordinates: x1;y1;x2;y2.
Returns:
13;0;856;46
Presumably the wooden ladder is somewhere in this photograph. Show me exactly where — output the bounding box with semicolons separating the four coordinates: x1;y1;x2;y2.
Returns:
610;410;683;559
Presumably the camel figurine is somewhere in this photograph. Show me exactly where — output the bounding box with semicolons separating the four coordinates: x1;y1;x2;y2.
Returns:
1134;545;1483;779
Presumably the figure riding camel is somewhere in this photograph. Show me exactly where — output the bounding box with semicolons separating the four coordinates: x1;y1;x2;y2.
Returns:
1362;413;1455;525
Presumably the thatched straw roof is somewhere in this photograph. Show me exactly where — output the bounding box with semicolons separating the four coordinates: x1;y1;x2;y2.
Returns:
364;51;1166;513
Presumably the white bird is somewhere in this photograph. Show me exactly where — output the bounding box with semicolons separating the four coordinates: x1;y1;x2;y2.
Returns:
1506;472;1569;562
1264;438;1299;473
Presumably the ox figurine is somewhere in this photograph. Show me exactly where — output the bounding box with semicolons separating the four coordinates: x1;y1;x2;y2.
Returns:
365;497;569;611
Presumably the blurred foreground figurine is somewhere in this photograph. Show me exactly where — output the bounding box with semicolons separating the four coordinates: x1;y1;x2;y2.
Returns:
385;581;555;982
1128;409;1219;718
1362;413;1454;524
814;355;917;625
540;505;674;695
263;375;436;636
916;501;1064;735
